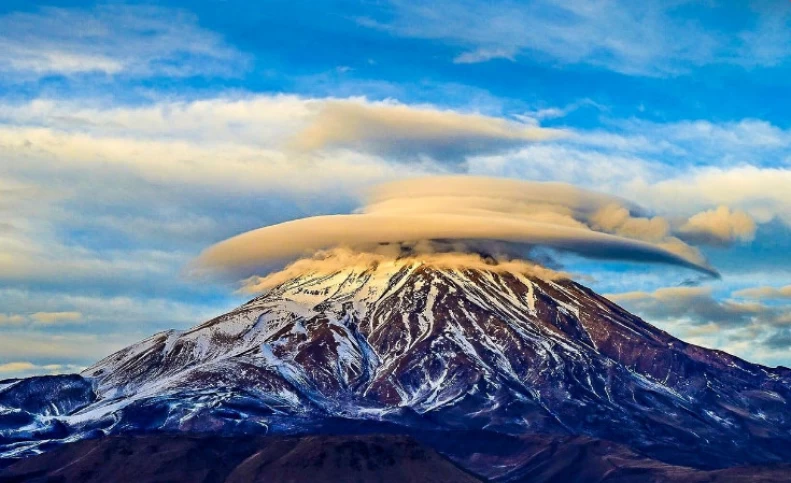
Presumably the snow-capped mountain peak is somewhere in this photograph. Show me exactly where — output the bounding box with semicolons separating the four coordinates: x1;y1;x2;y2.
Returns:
3;253;791;470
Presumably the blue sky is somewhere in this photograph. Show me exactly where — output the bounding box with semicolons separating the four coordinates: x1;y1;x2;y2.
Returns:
1;0;791;377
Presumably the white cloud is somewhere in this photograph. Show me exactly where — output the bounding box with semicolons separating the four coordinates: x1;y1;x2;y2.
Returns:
0;332;126;362
632;167;791;225
468;143;664;191
515;101;601;125
0;230;187;288
453;47;515;64
0;126;412;194
5;51;123;75
366;0;791;75
0;288;225;345
0;5;247;78
469;117;791;231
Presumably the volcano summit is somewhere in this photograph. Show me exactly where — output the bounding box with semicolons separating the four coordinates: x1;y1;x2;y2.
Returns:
1;253;790;481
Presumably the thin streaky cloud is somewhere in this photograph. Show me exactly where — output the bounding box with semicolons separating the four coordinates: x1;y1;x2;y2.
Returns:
0;5;248;79
364;0;791;76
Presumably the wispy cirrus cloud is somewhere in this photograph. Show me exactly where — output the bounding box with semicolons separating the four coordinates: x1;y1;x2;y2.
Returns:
0;5;248;79
362;0;791;76
453;47;516;64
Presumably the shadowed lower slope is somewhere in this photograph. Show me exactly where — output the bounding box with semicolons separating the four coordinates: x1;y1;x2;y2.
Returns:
0;434;480;483
2;432;790;483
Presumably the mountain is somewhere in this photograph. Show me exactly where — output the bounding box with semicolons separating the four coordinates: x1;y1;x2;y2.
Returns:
2;256;791;480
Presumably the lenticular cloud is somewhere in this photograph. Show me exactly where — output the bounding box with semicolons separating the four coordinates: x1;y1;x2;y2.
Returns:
194;176;719;278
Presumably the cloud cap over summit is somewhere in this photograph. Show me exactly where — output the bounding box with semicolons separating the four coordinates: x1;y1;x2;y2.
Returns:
194;176;721;279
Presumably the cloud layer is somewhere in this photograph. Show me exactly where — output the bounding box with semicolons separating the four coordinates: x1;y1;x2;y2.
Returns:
0;96;561;197
1;91;779;375
607;285;791;367
289;100;562;162
195;176;720;279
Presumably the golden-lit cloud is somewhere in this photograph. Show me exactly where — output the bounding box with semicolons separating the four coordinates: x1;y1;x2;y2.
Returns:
29;311;83;325
194;176;718;279
678;205;757;245
238;246;568;293
590;203;670;242
0;96;562;197
733;285;791;300
0;126;420;195
289;100;563;160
